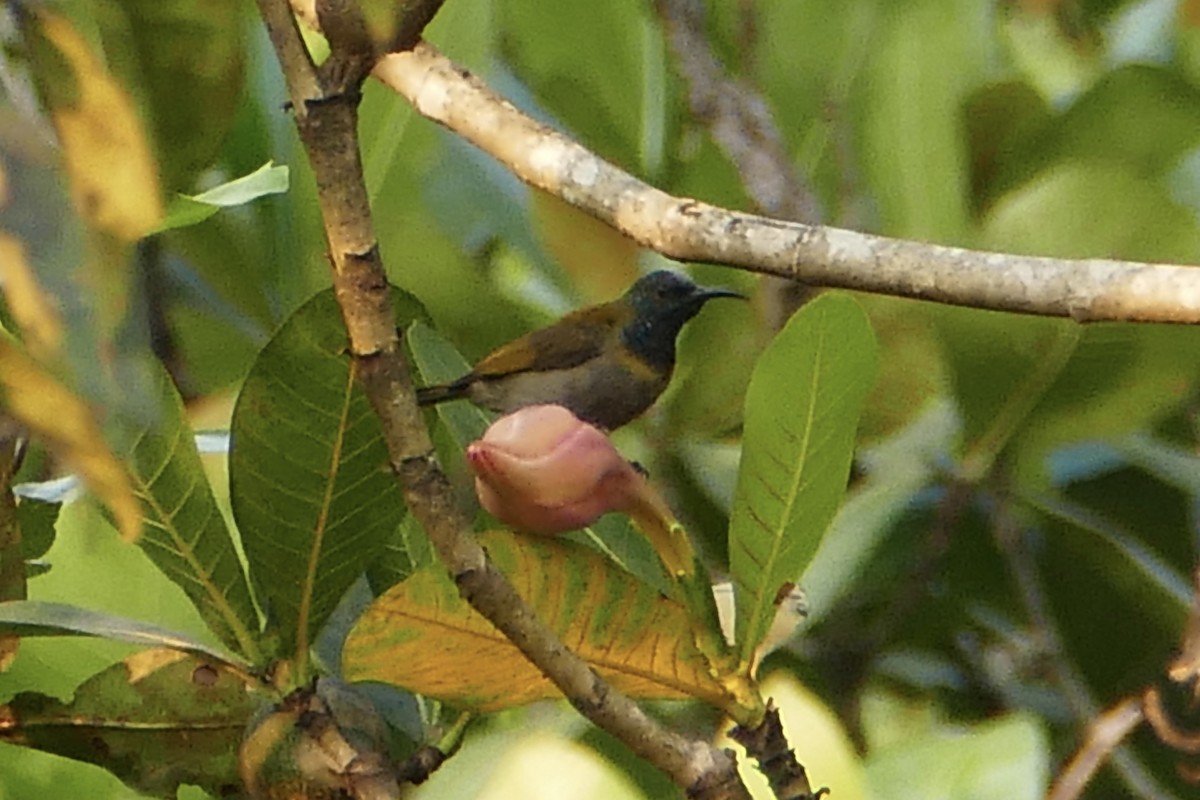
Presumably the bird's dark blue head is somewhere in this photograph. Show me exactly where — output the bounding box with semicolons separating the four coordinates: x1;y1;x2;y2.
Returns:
620;270;744;369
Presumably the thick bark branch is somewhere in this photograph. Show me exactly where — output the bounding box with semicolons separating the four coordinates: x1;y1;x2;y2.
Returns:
253;3;750;797
374;45;1200;325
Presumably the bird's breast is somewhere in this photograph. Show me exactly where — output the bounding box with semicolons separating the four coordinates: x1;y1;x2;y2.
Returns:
468;349;671;430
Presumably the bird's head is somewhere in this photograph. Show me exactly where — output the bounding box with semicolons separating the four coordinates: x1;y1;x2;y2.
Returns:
620;270;745;368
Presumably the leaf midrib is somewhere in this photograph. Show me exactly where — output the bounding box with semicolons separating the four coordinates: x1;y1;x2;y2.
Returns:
131;420;260;661
740;320;827;663
294;360;357;675
360;604;724;702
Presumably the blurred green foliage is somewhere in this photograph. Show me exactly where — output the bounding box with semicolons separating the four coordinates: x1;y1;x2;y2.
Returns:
2;0;1200;798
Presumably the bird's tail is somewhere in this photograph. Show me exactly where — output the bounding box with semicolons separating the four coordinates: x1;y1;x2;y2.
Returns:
416;381;470;406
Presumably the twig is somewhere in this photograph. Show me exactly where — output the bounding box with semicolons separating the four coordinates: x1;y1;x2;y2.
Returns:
253;3;751;797
654;0;820;223
388;0;447;53
654;0;819;329
1047;696;1145;800
373;45;1200;325
394;745;447;785
1142;566;1200;783
729;703;825;800
995;495;1177;800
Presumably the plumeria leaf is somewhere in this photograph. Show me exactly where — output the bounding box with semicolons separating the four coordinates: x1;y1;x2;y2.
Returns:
117;363;261;659
231;288;426;662
406;320;491;449
0;648;261;798
0;601;243;666
343;529;733;712
155;162;290;233
729;293;878;669
365;514;437;596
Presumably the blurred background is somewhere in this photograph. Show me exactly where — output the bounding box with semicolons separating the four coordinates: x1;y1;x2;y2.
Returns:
4;0;1200;797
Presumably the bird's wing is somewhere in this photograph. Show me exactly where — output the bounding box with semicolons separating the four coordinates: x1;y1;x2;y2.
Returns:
471;305;620;377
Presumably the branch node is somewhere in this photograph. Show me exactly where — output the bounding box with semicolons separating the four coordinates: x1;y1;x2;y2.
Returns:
728;702;818;800
302;89;364;111
395;744;447;785
396;452;437;476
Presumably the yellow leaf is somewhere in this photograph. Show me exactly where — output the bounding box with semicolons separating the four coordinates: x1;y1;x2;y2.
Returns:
343;530;732;712
32;10;162;240
0;338;141;542
0;234;63;359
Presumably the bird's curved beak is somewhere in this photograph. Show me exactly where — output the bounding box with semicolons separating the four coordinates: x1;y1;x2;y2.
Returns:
696;286;747;303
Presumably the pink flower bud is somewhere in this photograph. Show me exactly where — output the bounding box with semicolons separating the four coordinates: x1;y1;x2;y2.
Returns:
466;405;695;576
467;405;635;535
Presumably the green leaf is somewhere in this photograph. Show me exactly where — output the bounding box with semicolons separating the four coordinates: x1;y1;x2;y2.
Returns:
498;0;662;171
857;0;991;242
982;162;1200;262
866;713;1048;800
929;308;1079;478
1119;435;1200;495
963;80;1052;211
343;530;732;712
990;65;1200;201
96;0;245;192
364;514;436;596
800;400;954;626
0;649;260;799
154;162;290;233
1029;492;1191;621
0;601;243;666
931;314;1200;485
1027;489;1191;699
729;293;878;667
406;321;490;449
119;364;261;660
16;498;58;562
231;288;426;666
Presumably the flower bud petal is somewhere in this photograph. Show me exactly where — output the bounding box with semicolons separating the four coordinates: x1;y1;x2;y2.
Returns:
466;405;695;575
467;405;638;534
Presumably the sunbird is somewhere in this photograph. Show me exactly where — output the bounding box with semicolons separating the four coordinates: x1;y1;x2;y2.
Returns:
417;270;744;430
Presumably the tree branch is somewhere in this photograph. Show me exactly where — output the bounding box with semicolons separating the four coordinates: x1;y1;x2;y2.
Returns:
654;0;819;224
373;44;1200;325
655;0;819;330
1047;697;1145;800
253;2;751;797
389;0;448;53
729;703;823;800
